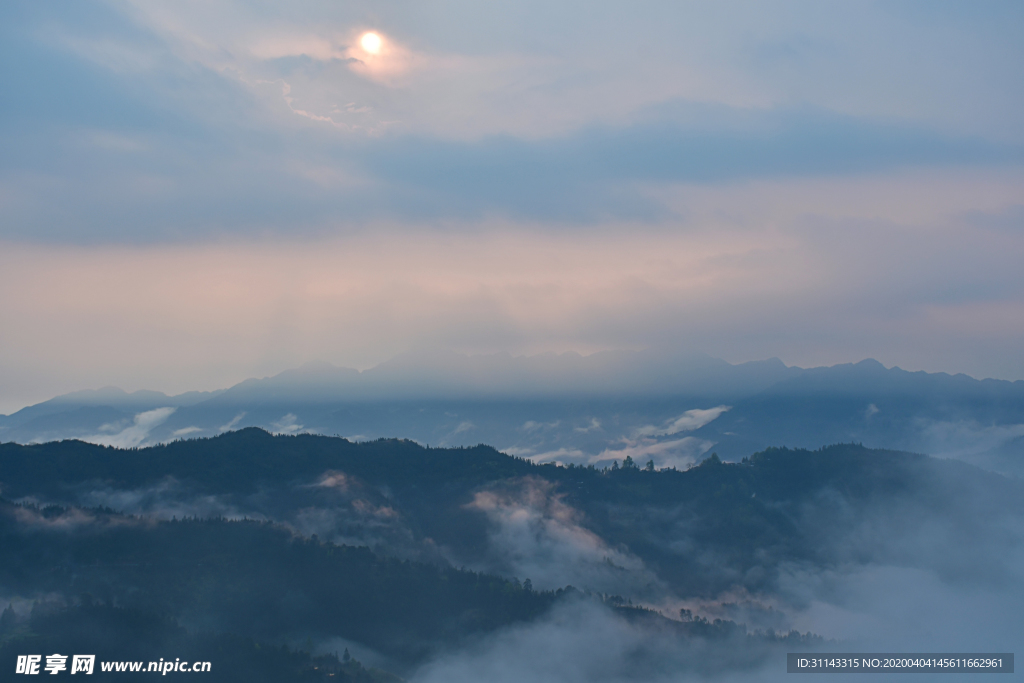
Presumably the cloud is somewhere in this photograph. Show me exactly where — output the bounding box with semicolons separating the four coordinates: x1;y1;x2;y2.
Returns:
342;30;421;86
13;506;101;531
411;597;787;683
412;599;648;683
515;447;588;465
917;419;1024;463
5;0;1024;243
464;478;660;595
56;0;1024;143
593;437;716;471
776;562;1024;653
81;407;175;448
354;112;1021;224
607;406;729;470
286;474;422;553
634;406;730;438
314;471;351;492
219;412;246;432
4;192;1024;414
271;413;304;434
521;420;560;432
77;479;259;521
2;1;1024;412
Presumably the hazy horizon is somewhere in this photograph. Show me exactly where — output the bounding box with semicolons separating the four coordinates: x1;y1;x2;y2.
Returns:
5;348;1023;417
2;1;1023;418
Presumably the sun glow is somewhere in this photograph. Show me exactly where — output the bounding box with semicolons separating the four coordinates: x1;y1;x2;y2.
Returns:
344;29;412;83
360;32;382;54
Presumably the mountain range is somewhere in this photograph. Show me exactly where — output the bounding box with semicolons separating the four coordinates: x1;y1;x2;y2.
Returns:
2;349;1022;477
2;432;1021;679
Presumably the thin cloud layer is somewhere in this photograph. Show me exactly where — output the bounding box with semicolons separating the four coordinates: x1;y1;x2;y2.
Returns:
1;2;1022;241
2;187;1022;414
634;406;731;438
464;478;661;595
81;407;176;448
0;1;1022;411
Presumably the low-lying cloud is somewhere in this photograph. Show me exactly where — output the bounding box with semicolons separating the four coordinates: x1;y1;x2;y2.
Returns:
76;479;259;521
465;478;661;596
219;412;247;432
593;437;716;471
411;597;789;683
271;413;304;434
634;406;731;438
917;418;1024;476
777;562;1024;653
82;407;175;448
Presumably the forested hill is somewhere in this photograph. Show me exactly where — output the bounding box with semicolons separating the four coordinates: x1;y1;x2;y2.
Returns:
2;430;1021;677
0;428;535;496
0;427;1019;511
0;498;817;678
0;500;558;666
2;429;1021;600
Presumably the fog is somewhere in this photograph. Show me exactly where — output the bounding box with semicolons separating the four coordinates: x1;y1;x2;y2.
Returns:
3;421;1022;680
409;507;1022;681
7;352;1024;484
411;597;796;683
406;560;1023;682
75;479;260;522
408;438;1024;681
463;478;663;596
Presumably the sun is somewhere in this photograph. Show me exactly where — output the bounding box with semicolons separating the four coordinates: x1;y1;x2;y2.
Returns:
360;32;382;55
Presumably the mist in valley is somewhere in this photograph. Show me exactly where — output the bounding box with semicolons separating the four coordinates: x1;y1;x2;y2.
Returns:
2;420;1021;681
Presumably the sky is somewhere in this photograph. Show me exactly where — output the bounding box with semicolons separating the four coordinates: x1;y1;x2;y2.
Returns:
1;0;1023;414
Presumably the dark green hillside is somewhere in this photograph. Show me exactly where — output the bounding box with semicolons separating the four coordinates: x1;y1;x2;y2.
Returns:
1;602;400;683
2;431;1019;597
0;498;562;663
0;500;558;665
0;428;534;496
2;432;1019;674
4;428;1014;508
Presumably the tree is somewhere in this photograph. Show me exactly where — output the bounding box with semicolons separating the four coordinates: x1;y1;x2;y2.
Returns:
0;604;15;631
705;453;721;465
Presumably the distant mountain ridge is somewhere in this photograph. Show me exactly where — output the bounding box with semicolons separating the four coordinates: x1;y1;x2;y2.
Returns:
201;349;801;403
1;350;1022;477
